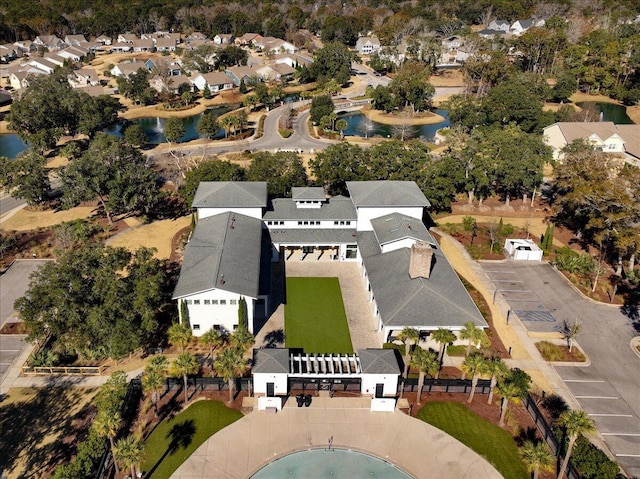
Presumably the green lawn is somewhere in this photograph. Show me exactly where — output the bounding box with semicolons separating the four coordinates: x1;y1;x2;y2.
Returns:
284;277;353;354
416;402;528;479
142;400;243;479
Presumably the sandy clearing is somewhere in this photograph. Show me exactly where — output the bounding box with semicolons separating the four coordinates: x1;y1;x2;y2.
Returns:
107;215;191;259
1;207;95;231
361;105;446;125
120;91;243;120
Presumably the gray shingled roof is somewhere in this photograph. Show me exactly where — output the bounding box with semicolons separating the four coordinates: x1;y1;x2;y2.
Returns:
358;349;401;374
292;186;325;200
371;213;431;247
357;231;487;330
347;181;431;208
253;348;290;373
268;228;357;245
263;196;356;221
192;182;267;209
172;212;263;299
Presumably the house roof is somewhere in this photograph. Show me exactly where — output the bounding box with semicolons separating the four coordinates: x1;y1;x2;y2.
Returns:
272;63;296;75
114;61;146;75
192;181;267;209
252;348;290;374
358;349;400;374
547;122;618;144
615;124;640;158
346;181;431;208
263;195;356;221
200;71;233;86
292;186;325;201
226;66;256;79
172;212;263;299
371;212;432;247
357;229;487;330
268;228;357;246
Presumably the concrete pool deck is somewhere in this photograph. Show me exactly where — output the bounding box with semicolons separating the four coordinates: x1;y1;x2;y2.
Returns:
170;396;503;479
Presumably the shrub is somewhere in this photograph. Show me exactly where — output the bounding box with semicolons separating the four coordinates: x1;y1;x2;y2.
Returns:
571;436;621;479
446;345;466;356
551;247;595;275
279;129;293;138
536;341;565;361
462;216;476;232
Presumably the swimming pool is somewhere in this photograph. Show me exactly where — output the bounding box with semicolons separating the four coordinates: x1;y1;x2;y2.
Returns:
249;448;414;479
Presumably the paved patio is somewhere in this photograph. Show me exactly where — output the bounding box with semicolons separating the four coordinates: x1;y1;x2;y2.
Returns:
170;396;503;479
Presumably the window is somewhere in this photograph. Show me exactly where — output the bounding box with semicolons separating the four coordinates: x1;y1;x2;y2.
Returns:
193;299;200;305
193;324;200;330
233;324;238;330
212;299;219;305
220;299;227;305
298;221;303;225
185;299;192;304
230;299;237;305
213;324;221;331
204;299;211;305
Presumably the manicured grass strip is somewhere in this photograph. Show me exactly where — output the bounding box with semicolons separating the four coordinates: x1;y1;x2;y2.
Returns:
416;402;528;479
142;400;243;479
284;277;353;354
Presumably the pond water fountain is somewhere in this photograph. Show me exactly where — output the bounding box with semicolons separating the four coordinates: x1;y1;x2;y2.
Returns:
336;109;450;141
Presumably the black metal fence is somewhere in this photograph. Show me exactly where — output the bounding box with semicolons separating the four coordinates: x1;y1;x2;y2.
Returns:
165;376;251;392
400;378;492;395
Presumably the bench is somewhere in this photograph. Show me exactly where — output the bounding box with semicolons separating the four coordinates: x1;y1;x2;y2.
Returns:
265;407;278;414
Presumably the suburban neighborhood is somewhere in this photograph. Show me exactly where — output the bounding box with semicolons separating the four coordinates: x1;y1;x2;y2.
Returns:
0;1;639;479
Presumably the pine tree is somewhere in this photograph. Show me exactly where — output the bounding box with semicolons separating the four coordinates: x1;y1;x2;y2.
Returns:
239;79;247;94
203;84;212;99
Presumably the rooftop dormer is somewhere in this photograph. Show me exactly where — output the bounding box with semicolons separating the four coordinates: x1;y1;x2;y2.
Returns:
292;186;326;209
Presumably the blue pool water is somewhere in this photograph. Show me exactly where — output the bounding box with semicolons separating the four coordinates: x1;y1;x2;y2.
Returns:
0;133;28;158
250;448;414;479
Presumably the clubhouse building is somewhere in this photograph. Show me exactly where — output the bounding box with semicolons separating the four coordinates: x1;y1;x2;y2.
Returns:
172;181;487;343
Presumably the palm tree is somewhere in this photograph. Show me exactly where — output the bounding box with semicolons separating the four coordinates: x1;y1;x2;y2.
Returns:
146;354;169;374
168;322;192;352
335;119;348;138
214;347;247;403
171;352;199;404
409;347;439;404
200;327;225;375
93;411;122;474
431;328;456;379
460;321;487;356
229;327;254;355
560;319;582;353
114;434;145;479
398;327;420;378
142;369;165;417
497;380;524;427
520;440;555;479
462;353;487;403
486;358;509;405
220;116;232;138
557;409;594;479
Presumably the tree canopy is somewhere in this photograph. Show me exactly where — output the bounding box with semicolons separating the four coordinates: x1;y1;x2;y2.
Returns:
310;42;353;86
16;245;171;359
246;151;308;198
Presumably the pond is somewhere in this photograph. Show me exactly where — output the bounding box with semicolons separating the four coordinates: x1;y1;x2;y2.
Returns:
575;102;634;124
337;109;450;141
0;105;232;158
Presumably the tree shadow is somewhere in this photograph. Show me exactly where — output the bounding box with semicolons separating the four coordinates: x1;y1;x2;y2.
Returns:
0;387;93;476
145;419;197;479
515;426;541;446
264;329;285;348
541;393;569;422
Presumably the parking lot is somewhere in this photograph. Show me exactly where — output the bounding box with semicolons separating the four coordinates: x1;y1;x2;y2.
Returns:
0;260;51;387
482;261;640;478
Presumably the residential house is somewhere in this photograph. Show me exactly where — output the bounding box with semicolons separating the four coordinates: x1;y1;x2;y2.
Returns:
355;36;381;55
510;18;545;36
150;73;193;94
117;34;138;44
132;39;154;52
543;121;640;162
27;57;58;74
10;69;46;89
225;66;258;86
0;44;18;62
455;46;473;63
191;71;234;92
68;68;100;88
108;42;132;53
255;63;295;82
64;34;87;46
214;34;235;45
487;19;510;32
58;46;87;62
441;35;463;50
110;61;147;77
175;180;487;344
154;37;177;52
235;33;262;46
183;39;211;51
42;53;66;67
34;35;65;51
186;32;208;43
254;37;298;54
13;40;36;56
478;29;505;40
274;53;314;68
95;35;112;46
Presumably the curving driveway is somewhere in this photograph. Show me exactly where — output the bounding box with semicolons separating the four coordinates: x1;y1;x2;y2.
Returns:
170;396;503;479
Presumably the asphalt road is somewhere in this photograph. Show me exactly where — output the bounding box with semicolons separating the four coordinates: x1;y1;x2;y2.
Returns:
0;194;25;216
0;260;52;383
482;261;640;478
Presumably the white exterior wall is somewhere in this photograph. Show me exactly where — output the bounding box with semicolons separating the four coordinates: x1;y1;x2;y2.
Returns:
603;135;625;152
253;372;289;395
356;206;423;231
179;289;256;336
361;373;398;396
197;206;263;220
380;238;417;254
265;220;354;229
542;124;567;160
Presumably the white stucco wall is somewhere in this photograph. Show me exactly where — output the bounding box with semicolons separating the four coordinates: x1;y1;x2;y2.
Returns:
265;220;354;229
179;289;256;336
361;373;399;396
380;238;417;254
356;207;424;231
253;372;289;395
197;207;263;220
542;124;567;160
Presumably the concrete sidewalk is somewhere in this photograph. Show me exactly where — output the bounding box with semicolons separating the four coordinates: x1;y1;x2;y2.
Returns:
171;396;503;479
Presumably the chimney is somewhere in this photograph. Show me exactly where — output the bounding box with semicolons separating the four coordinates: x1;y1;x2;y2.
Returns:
409;241;434;279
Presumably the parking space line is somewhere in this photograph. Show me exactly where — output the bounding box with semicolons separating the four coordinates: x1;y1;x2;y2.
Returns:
565;380;606;383
588;414;633;417
497;289;531;293
1;349;21;352
492;279;524;283
575;395;619;399
601;433;640;436
484;271;516;274
616;454;640;457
